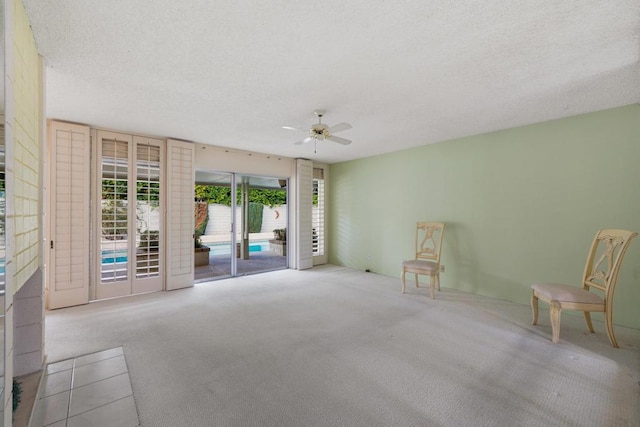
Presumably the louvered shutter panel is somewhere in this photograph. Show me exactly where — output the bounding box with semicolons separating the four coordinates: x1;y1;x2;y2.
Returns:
312;167;327;265
296;159;313;269
48;121;91;309
0;126;5;292
100;138;129;284
166;139;194;290
134;139;162;284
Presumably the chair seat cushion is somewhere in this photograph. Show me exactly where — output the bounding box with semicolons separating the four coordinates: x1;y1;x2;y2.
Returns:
531;283;603;305
402;260;438;271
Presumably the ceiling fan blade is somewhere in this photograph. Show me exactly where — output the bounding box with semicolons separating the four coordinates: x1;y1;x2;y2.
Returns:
294;136;314;145
326;135;351;145
327;122;352;133
283;126;307;133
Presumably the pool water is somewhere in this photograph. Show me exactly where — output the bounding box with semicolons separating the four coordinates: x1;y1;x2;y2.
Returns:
100;240;271;263
102;254;128;264
206;240;270;256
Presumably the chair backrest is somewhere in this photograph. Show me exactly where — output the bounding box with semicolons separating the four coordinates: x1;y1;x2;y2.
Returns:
582;229;637;301
415;222;445;263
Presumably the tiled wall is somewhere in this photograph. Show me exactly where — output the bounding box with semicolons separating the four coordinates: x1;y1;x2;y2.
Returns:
10;0;42;293
13;269;44;376
4;0;45;422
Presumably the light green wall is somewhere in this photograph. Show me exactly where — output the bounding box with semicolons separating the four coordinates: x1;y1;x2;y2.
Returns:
328;105;640;329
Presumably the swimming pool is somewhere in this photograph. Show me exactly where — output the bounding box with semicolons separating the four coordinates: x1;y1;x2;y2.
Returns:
206;240;270;256
100;240;271;263
101;252;128;264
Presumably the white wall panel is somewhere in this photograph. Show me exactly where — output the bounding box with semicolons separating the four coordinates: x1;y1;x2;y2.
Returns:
193;143;294;178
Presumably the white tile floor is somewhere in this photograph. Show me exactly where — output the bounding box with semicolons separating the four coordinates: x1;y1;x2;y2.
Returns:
31;347;139;427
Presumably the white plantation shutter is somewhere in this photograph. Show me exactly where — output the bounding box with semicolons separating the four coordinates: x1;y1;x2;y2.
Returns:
100;139;129;284
48;121;91;309
0;126;5;293
131;136;164;294
313;181;324;254
135;142;161;280
296;159;313;269
166;139;194;290
312;166;327;265
95;131;133;300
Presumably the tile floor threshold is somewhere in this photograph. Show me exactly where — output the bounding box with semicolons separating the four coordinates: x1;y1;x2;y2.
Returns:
31;346;140;427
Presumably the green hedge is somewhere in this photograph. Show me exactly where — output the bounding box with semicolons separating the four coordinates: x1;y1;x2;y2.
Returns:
248;202;263;233
194;186;286;207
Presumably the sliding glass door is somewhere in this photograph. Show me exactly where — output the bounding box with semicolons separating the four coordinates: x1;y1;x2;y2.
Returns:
194;171;288;282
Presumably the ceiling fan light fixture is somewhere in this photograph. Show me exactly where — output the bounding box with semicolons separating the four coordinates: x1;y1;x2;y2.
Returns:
285;110;352;152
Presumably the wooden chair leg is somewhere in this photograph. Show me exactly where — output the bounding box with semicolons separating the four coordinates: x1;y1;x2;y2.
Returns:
415;273;419;288
531;293;538;325
583;312;595;333
429;274;435;299
401;270;406;293
550;301;561;343
604;309;619;348
436;272;441;291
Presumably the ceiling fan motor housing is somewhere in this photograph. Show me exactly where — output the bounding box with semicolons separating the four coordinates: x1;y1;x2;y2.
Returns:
311;124;328;139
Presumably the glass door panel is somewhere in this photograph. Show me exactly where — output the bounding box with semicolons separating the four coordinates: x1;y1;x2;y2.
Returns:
194;171;232;282
235;175;288;276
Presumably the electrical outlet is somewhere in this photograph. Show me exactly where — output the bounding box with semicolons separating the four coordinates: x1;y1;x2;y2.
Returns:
440;265;445;273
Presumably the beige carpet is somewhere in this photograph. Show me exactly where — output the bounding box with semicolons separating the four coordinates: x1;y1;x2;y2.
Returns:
44;265;640;426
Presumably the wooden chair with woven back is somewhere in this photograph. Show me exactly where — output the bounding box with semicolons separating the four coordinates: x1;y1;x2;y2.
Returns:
531;228;637;347
401;222;445;299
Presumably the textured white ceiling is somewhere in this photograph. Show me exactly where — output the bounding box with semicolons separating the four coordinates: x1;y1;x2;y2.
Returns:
23;0;640;164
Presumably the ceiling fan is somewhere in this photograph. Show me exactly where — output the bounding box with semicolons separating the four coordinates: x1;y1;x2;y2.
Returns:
283;110;352;152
